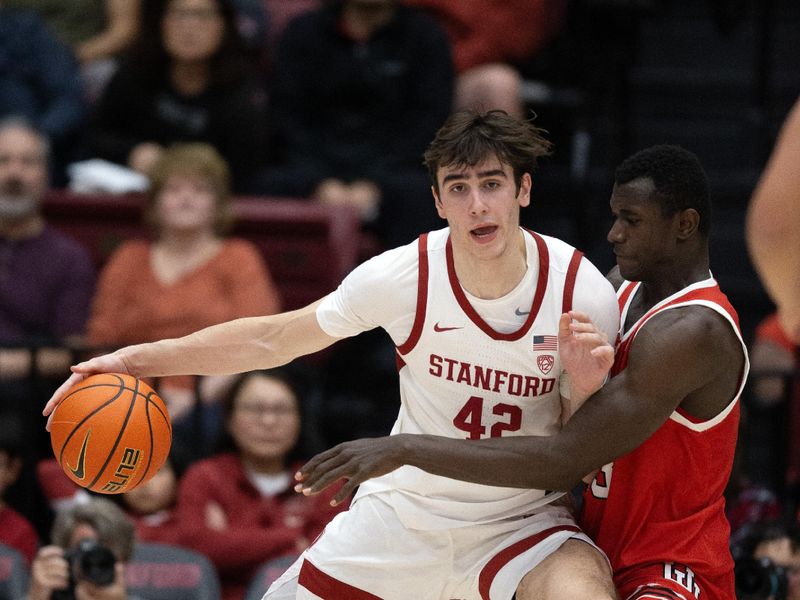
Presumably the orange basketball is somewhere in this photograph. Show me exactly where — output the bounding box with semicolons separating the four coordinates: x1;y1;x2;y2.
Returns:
50;373;172;494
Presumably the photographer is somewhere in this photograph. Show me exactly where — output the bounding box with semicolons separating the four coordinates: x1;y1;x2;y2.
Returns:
25;498;140;600
734;520;800;600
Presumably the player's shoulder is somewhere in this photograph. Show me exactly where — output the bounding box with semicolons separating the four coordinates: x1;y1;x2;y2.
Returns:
358;230;445;275
641;302;740;355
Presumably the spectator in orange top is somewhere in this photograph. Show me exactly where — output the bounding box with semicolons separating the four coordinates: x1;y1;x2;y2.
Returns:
85;143;280;455
404;0;567;118
174;368;347;600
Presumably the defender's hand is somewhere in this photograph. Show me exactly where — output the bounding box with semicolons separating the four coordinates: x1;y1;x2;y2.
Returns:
294;436;408;506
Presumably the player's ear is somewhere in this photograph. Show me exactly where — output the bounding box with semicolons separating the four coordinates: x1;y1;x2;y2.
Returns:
518;173;532;208
433;187;446;218
676;208;700;240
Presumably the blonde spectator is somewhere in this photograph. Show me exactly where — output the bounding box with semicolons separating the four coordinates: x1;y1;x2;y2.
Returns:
86;143;280;454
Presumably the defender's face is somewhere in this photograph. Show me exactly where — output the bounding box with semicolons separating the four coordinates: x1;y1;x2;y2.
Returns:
607;177;679;282
433;157;531;261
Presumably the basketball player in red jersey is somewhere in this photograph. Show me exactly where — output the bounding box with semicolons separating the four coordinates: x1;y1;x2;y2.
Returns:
294;144;749;600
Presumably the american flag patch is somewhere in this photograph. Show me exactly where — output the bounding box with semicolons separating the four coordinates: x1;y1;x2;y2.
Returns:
533;335;558;351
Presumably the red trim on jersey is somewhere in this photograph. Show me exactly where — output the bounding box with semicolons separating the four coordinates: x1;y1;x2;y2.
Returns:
617;281;638;313
397;234;430;355
628;591;687;600
444;232;550;341
298;559;381;600
395;351;406;371
478;524;580;599
561;249;583;313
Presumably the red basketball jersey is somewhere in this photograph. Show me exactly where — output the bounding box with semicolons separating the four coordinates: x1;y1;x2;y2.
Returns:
581;278;748;600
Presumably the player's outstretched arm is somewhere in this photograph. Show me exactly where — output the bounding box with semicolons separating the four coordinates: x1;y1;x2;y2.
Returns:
44;299;339;424
747;96;800;343
296;308;738;505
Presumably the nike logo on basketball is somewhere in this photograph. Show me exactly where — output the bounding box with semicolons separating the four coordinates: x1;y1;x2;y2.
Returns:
67;430;91;480
515;307;530;316
433;322;463;332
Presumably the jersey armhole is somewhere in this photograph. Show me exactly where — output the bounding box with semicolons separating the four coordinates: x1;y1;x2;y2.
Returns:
396;233;429;356
561;250;584;313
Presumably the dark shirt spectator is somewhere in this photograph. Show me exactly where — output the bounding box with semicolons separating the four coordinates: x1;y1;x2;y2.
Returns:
0;7;88;180
85;0;269;193
4;0;142;101
0;117;95;375
257;0;454;247
0;118;95;501
0;228;94;345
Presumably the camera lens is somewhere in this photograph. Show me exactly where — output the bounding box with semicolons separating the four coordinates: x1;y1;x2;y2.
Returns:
74;540;117;587
735;557;789;600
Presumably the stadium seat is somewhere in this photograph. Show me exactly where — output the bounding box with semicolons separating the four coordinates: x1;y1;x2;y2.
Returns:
0;542;30;599
126;542;221;600
242;553;298;600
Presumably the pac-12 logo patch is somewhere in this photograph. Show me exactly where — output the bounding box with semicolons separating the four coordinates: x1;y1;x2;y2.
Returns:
537;354;554;374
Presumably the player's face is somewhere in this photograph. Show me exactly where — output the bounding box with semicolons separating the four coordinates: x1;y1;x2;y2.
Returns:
155;174;217;235
607;177;679;282
228;375;301;468
162;0;225;63
0;127;48;220
433;157;531;262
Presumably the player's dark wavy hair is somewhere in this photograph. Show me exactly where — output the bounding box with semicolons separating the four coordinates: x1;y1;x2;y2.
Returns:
615;144;711;237
423;110;552;194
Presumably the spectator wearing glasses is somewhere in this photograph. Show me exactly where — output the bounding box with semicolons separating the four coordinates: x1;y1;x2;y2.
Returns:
173;368;346;600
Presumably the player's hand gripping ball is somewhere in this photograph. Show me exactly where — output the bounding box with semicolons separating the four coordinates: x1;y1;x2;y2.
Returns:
49;373;172;494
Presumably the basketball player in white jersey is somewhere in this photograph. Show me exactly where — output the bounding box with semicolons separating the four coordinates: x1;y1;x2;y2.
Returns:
44;110;620;599
296;144;749;600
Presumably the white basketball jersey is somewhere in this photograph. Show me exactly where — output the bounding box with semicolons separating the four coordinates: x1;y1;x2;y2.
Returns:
354;228;585;530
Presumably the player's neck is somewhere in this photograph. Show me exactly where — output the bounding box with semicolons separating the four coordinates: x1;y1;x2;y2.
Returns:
452;233;528;300
638;254;711;309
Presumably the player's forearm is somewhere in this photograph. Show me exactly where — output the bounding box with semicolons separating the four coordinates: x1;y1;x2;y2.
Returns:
119;316;298;377
398;433;587;491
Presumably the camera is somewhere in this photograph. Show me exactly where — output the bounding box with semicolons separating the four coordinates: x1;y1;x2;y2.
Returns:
51;539;117;600
735;556;789;600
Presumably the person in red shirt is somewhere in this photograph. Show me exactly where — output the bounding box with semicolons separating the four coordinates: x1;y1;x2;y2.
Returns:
0;420;40;565
173;368;346;600
118;455;187;547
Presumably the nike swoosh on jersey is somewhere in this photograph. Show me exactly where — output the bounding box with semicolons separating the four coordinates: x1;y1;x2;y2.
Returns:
433;322;463;332
515;307;530;316
67;430;91;480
